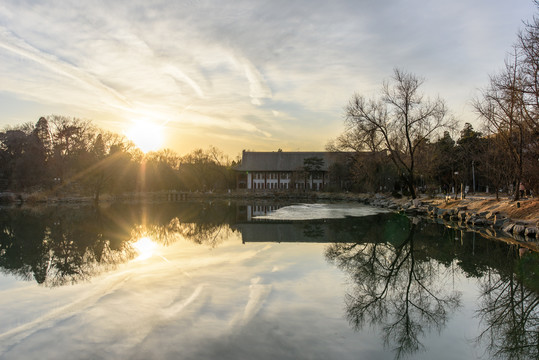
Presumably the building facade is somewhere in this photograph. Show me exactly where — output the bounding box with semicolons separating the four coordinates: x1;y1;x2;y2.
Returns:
234;151;352;191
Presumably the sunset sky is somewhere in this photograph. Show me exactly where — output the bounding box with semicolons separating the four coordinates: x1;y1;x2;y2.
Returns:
0;0;535;156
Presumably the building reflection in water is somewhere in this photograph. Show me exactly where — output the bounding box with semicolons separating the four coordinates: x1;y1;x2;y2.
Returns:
0;201;538;359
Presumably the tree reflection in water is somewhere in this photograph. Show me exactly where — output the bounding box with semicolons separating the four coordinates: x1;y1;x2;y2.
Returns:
1;201;538;359
475;250;539;360
0;202;236;287
326;217;461;359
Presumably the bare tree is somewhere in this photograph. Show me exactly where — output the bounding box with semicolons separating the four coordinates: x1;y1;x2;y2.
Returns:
517;6;539;196
344;69;452;198
474;2;539;199
474;53;528;200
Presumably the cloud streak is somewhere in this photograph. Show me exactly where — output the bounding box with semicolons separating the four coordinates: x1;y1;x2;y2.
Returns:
0;0;535;154
0;26;131;107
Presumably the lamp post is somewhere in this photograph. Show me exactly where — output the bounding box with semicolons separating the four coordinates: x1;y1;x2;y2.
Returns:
454;171;459;200
472;160;475;194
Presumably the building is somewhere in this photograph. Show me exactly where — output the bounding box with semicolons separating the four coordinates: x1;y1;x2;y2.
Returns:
234;151;353;191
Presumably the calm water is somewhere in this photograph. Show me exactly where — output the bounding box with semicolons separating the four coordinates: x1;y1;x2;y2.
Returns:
0;201;537;360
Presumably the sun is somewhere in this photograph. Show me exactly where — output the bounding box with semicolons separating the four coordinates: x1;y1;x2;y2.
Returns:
126;120;164;153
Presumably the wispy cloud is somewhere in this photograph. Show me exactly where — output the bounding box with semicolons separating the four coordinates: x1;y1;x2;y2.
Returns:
232;53;272;105
0;26;130;107
0;0;535;154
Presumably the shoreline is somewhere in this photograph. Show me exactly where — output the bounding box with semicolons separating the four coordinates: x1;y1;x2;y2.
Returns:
365;193;539;251
2;189;538;249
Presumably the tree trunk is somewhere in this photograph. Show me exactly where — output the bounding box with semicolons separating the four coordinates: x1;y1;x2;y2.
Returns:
407;173;417;199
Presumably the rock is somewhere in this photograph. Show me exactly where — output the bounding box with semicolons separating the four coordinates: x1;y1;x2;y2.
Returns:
493;218;509;229
405;208;418;215
484;228;496;237
467;216;477;224
502;223;515;233
477;211;489;218
437;208;454;219
474;218;488;226
512;225;527;235
525;227;538;238
493;214;507;224
514;234;527;242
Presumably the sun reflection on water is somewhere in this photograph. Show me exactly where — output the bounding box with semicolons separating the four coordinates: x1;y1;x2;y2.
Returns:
131;236;158;261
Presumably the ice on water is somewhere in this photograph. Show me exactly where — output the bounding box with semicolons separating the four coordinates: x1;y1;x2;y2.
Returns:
253;203;389;221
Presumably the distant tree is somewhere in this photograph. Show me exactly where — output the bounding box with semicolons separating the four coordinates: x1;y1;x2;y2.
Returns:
33;117;53;159
47;115;96;186
303;156;324;190
456;123;483;194
430;131;457;193
146;149;181;169
478;134;514;200
13;132;49;189
0;129;27;188
327;162;351;191
343;69;453;198
178;147;235;192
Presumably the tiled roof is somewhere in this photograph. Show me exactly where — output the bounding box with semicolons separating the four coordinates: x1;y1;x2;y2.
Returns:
234;151;354;172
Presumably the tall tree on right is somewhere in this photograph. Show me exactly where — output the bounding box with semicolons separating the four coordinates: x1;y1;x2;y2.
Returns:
474;52;528;200
474;3;539;199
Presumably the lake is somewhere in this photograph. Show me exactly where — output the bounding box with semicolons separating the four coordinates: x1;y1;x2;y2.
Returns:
0;201;538;360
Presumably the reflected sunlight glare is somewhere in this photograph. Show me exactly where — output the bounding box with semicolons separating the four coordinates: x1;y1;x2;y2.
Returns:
131;237;158;261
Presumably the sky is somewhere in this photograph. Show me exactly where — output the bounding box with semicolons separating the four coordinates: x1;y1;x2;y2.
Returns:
0;0;536;157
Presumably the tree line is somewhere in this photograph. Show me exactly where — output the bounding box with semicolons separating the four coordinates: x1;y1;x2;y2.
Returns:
331;3;539;200
2;4;538;201
0;115;237;202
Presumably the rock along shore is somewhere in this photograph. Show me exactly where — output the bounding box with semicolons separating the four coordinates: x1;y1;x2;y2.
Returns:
362;193;539;250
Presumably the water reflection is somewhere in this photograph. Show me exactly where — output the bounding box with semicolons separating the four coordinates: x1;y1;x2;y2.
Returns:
326;217;461;359
0;202;236;286
131;237;158;261
0;201;537;360
476;250;539;360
